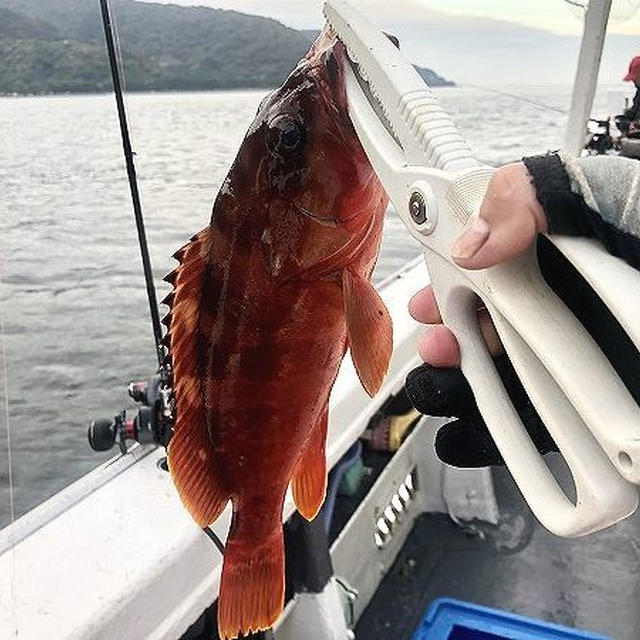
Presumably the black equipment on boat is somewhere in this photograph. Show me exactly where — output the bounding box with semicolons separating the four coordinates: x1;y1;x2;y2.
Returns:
584;116;640;158
585;117;615;155
88;375;172;453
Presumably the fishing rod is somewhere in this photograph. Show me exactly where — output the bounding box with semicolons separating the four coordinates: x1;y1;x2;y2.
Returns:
93;0;231;573
91;1;176;447
90;0;174;458
92;0;182;461
99;0;165;371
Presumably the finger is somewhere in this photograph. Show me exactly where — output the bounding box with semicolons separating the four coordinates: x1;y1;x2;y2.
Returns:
405;365;477;418
417;325;460;367
435;418;505;467
458;206;538;270
408;286;441;324
450;163;547;271
450;214;491;268
417;310;502;364
412;295;502;361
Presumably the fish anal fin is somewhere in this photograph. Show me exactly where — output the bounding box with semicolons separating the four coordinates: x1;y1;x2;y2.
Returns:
165;226;229;526
343;269;393;397
291;406;328;521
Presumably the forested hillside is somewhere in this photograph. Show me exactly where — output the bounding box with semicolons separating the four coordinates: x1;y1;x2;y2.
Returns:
0;0;454;94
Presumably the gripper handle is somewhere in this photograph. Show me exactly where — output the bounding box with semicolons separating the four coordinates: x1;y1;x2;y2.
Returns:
437;167;640;488
486;247;640;486
427;251;639;537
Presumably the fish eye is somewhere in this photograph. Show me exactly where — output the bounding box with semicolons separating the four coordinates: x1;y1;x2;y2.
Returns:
267;115;305;156
280;120;302;149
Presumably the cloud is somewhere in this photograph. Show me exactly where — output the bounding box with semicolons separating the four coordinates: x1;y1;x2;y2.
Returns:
138;0;638;85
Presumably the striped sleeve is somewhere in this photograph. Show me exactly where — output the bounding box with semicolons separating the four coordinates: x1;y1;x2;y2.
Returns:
522;151;640;271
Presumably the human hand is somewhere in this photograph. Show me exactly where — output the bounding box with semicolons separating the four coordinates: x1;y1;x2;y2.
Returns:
405;284;555;467
449;162;547;270
413;161;547;369
405;162;556;466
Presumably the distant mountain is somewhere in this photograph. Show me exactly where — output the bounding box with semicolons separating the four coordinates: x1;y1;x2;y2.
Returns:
0;6;57;40
0;0;454;95
416;66;454;88
0;38;160;94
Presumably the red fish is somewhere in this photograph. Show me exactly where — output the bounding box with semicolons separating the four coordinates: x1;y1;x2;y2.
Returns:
164;27;391;639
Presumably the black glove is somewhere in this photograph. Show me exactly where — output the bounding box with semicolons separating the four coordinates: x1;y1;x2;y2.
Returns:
405;357;556;467
406;237;640;468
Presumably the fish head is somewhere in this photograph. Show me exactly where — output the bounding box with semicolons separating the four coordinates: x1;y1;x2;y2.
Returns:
258;27;385;223
226;27;387;278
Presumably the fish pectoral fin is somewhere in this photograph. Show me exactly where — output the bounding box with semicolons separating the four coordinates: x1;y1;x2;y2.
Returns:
343;269;393;397
291;405;328;521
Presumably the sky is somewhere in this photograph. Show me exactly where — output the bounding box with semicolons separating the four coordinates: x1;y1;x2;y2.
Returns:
141;0;640;33
140;0;640;85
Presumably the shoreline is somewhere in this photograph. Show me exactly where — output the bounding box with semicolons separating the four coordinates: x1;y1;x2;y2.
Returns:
0;83;458;99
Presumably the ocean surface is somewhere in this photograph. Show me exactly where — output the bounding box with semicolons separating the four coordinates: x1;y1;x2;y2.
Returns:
0;85;628;529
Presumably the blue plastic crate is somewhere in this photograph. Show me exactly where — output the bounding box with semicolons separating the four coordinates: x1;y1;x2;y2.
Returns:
411;598;610;640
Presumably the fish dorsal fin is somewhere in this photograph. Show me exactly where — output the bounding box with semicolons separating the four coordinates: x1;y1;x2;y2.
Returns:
343;269;393;397
165;226;230;526
291;405;328;521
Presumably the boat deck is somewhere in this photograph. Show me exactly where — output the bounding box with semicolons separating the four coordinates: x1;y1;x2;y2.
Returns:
357;462;640;640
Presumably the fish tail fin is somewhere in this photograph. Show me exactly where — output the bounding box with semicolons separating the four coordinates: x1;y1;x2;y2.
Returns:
218;524;284;639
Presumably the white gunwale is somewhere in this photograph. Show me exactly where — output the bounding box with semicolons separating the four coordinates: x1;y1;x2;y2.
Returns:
0;256;434;640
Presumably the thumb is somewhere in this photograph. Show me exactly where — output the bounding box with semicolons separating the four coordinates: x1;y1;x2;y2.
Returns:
450;163;547;270
450;209;540;270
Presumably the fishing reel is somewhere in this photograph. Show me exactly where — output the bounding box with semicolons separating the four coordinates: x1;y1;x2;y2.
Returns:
87;373;173;454
585;117;616;155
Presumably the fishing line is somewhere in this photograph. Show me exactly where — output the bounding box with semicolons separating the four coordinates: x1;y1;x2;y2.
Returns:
0;253;19;637
99;0;166;369
110;0;128;95
202;526;226;554
563;0;588;11
463;84;569;116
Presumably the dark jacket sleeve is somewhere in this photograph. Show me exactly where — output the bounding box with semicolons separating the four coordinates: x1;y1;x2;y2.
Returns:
625;88;640;121
617;89;640;132
522;152;640;271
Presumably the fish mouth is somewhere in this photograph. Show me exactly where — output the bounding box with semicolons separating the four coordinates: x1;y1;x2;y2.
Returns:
304;28;350;128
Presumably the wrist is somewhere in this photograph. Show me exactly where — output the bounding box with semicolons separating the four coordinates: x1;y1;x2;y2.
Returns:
518;162;548;234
